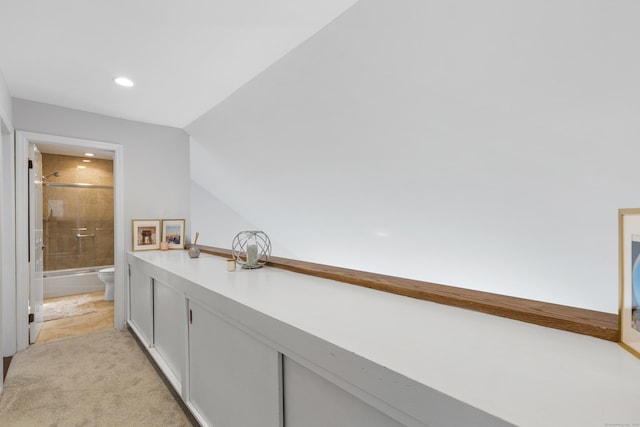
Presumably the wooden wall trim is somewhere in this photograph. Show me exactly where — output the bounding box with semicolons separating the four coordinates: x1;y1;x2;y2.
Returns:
197;246;619;342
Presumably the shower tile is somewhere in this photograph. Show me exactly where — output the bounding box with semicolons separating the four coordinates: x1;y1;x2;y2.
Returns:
42;153;114;272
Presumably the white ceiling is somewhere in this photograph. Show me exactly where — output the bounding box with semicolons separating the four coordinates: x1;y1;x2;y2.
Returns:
0;0;357;128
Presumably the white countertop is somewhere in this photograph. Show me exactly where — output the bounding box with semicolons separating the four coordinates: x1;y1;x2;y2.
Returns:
130;250;640;426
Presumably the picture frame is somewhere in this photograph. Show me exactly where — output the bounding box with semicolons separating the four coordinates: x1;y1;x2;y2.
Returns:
618;208;640;359
132;219;161;251
162;219;185;250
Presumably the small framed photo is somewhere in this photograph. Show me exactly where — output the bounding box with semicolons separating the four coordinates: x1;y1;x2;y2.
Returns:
619;208;640;359
132;219;161;251
162;219;185;249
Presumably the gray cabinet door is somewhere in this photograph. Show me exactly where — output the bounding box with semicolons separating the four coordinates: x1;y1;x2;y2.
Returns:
283;357;404;427
128;265;153;346
187;299;282;427
154;278;186;387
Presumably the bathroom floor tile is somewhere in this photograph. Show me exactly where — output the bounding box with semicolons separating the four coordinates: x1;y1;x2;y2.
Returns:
36;291;114;343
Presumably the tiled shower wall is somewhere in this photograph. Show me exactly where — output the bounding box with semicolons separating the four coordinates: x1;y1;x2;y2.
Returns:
42;153;114;271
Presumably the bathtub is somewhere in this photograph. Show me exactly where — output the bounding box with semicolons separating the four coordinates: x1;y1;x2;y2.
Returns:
43;266;112;298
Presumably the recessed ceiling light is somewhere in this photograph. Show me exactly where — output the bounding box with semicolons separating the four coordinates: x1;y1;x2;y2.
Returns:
113;76;134;88
82;159;91;163
84;152;95;157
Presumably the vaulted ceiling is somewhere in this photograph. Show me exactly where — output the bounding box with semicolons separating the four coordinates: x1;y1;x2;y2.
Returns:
0;0;357;128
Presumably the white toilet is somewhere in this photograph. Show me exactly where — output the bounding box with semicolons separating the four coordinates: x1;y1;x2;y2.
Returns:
98;267;115;301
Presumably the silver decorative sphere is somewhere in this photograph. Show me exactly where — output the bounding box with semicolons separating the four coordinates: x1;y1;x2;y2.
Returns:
231;231;271;269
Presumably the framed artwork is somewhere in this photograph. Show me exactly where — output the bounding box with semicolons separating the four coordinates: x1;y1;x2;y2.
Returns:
619;208;640;358
132;219;161;251
162;219;185;249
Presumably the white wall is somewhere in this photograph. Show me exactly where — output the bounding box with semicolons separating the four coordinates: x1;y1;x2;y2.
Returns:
187;0;640;314
0;69;12;129
13;99;191;238
189;137;294;256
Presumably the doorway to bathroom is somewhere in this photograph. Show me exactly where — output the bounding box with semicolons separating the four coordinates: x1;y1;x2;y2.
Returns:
38;150;115;342
14;131;125;351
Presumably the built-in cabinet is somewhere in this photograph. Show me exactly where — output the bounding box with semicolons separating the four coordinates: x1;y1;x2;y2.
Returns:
127;251;513;427
153;279;185;388
283;356;403;427
128;257;285;426
128;266;152;346
187;299;281;427
128;267;185;392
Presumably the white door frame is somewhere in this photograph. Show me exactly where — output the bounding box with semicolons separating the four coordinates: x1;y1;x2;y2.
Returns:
1;126;15;357
14;131;125;352
0;119;13;394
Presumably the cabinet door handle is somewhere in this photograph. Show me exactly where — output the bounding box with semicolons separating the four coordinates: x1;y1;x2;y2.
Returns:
189;309;193;324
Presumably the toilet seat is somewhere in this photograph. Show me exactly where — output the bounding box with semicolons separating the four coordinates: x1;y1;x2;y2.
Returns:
98;267;115;301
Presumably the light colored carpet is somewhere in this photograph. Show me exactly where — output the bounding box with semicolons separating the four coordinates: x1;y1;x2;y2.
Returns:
0;328;195;426
43;293;99;321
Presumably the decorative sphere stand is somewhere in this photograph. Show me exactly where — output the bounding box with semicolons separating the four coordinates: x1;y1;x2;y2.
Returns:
231;231;272;269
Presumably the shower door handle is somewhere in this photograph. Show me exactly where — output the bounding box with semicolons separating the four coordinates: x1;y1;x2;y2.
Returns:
76;234;95;238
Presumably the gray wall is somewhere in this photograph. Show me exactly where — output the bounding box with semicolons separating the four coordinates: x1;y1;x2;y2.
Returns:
187;0;640;313
13;98;191;252
0;70;11;128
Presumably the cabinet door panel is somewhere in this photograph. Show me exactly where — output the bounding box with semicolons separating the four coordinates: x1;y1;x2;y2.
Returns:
283;357;403;427
128;266;153;346
188;300;281;427
154;279;186;385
